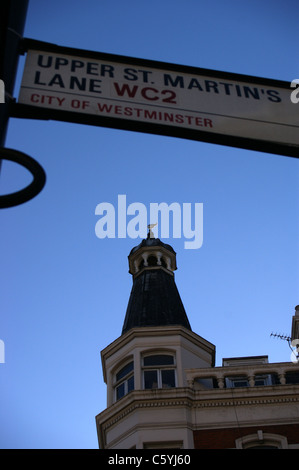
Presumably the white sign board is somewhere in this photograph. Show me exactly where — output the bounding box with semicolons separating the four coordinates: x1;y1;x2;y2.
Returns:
16;43;299;157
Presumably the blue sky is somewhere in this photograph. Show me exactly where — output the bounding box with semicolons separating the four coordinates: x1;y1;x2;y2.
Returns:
1;0;299;449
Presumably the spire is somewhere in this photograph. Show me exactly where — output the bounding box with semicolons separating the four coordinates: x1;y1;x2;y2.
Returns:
121;234;191;334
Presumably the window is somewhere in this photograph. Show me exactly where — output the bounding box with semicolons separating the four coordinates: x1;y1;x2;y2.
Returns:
286;371;299;384
143;354;176;389
147;255;157;266
226;374;272;388
114;361;134;401
226;376;248;388
143;441;183;449
232;378;248;388
247;445;278;449
254;375;271;386
235;432;288;449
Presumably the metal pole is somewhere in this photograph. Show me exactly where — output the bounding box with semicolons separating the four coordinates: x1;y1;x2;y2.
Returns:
0;0;29;154
0;0;46;208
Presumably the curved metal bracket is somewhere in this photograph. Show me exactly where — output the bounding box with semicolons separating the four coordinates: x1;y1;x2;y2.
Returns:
0;148;46;208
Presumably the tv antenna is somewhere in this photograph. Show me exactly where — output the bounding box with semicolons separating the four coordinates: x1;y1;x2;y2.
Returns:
270;332;293;353
270;332;291;342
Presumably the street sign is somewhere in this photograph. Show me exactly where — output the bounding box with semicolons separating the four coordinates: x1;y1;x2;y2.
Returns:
13;39;299;158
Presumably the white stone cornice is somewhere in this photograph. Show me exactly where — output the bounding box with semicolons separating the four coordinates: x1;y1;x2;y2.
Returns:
96;385;299;433
101;325;215;365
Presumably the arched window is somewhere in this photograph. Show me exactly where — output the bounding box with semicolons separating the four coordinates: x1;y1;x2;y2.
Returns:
139;259;145;270
114;361;134;401
142;354;176;389
147;255;157;266
235;432;288;449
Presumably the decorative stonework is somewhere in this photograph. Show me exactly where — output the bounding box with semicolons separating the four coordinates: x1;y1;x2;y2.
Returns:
97;385;299;433
185;361;299;388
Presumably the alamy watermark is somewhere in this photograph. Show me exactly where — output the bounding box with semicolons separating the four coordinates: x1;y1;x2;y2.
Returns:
290;79;299;104
0;339;4;364
95;195;203;249
0;80;4;103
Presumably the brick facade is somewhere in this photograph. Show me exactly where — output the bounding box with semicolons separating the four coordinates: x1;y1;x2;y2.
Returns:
193;424;299;449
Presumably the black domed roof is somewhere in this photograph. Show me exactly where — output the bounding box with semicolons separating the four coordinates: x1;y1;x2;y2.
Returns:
122;237;191;335
122;268;191;334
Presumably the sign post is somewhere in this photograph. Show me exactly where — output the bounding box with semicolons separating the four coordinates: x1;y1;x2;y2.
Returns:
0;1;47;210
2;36;298;207
0;0;29;147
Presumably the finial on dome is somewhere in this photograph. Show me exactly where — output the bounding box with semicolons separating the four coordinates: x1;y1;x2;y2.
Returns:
147;223;157;239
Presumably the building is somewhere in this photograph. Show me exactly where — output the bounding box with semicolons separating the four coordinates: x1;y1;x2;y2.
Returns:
95;234;299;449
